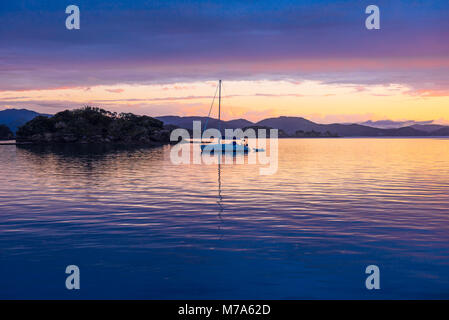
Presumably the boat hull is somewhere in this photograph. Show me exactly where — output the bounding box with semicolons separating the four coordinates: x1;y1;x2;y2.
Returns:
201;143;249;153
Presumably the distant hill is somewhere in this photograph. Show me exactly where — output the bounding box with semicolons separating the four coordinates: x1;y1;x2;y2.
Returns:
381;126;430;136
256;116;320;135
360;120;435;129
254;117;433;136
225;118;254;128
324;123;383;136
157;115;449;137
410;124;447;133
155;116;255;132
431;127;449;136
0;108;51;133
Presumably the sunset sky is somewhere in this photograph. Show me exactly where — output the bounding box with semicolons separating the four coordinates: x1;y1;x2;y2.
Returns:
1;0;448;123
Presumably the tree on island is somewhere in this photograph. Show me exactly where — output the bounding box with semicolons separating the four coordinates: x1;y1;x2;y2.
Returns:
16;106;172;145
0;124;14;140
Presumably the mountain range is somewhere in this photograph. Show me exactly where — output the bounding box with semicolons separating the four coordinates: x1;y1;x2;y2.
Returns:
1;109;449;137
156;115;449;137
0;109;51;133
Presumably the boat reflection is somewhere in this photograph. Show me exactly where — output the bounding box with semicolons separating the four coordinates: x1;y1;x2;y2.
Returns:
217;162;224;239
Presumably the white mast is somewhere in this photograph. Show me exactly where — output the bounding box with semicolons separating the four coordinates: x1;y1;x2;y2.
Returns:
218;79;222;144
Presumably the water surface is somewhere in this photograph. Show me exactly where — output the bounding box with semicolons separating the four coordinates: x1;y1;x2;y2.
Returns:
0;138;448;299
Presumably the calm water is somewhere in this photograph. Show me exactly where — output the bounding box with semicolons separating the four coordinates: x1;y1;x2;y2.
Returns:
1;138;448;299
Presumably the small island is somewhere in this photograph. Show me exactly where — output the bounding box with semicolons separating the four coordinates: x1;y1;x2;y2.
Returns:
16;106;173;146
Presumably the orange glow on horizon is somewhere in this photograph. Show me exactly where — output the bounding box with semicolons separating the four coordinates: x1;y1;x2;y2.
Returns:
1;79;448;124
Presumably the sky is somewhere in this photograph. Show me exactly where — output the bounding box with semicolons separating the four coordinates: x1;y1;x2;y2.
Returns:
0;0;448;123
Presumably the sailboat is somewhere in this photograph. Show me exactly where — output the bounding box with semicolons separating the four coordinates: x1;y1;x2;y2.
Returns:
200;80;250;154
